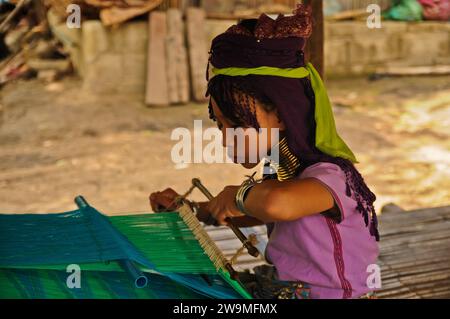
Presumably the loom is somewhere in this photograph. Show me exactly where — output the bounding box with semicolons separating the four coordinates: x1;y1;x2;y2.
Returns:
0;195;254;299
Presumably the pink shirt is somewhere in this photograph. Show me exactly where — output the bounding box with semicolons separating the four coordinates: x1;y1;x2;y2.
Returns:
265;162;379;299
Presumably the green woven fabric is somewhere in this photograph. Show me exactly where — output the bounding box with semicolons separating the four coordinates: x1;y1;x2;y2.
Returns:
0;201;252;299
211;63;358;163
109;213;251;299
109;214;217;274
0;267;205;299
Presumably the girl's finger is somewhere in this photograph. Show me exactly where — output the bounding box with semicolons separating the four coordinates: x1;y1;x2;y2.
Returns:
206;199;218;218
149;193;159;212
161;188;179;198
215;209;228;225
217;212;228;225
153;193;177;212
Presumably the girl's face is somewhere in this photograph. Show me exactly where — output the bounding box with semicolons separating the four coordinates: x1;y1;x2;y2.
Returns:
210;97;285;168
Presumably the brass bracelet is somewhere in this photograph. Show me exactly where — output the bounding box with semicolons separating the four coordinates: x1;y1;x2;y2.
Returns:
235;172;262;216
235;182;255;216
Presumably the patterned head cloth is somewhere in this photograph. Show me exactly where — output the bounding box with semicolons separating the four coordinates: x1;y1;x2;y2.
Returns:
205;4;379;240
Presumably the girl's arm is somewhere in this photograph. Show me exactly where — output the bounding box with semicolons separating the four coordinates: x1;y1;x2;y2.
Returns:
196;202;265;227
206;178;335;225
244;178;335;222
148;189;265;227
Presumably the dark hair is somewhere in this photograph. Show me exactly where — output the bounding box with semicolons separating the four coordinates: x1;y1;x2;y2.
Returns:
205;18;278;129
206;74;278;129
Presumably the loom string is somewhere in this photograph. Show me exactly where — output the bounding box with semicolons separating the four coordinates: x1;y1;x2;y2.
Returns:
172;182;260;266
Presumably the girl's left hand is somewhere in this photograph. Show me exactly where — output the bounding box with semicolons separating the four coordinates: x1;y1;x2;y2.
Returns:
206;185;245;225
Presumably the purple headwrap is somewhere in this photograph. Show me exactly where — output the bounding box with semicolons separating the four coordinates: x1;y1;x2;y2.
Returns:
205;4;379;241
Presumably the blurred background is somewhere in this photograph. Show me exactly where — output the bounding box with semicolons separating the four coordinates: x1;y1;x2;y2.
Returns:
0;0;449;215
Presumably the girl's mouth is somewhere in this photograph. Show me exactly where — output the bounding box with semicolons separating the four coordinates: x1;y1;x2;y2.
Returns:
226;147;246;163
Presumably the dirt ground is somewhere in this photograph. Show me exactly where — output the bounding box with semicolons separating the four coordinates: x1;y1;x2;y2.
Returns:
0;75;449;215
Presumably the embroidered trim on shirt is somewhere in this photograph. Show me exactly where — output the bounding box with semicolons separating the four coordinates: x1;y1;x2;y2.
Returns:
325;217;353;299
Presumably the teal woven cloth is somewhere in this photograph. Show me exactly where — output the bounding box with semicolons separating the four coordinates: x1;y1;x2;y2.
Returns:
0;197;250;299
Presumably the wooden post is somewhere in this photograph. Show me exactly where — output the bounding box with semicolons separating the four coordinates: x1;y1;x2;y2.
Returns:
146;11;169;106
166;8;189;104
303;0;324;78
186;7;208;103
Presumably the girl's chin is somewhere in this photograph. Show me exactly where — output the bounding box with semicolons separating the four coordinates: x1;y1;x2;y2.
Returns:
229;154;259;168
240;162;259;169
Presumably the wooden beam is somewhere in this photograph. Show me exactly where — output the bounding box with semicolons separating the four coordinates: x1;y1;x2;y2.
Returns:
303;0;324;78
145;11;169;106
186;7;208;103
0;0;29;33
166;8;189;104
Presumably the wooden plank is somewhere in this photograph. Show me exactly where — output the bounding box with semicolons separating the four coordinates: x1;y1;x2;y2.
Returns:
380;205;450;221
166;8;189;104
326;8;367;21
377;205;450;298
186;7;208;102
98;0;163;26
374;65;450;77
145;11;169;106
206;12;257;20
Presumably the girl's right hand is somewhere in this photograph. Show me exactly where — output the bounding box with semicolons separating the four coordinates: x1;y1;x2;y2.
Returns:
149;188;180;212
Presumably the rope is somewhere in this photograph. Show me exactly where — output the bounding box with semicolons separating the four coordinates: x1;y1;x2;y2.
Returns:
163;184;196;212
175;184;196;203
230;234;259;265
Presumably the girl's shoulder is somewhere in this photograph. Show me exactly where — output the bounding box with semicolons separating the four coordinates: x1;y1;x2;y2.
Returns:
299;162;346;181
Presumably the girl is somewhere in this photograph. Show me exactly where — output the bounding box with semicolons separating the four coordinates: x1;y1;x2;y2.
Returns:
150;4;379;299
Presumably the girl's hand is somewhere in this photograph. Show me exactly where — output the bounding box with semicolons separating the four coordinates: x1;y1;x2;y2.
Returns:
149;188;179;212
206;185;245;225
